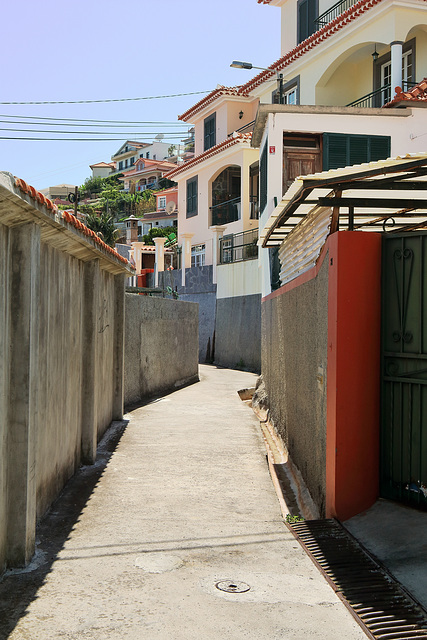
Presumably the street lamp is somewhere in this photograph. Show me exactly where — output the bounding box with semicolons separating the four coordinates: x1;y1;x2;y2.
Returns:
230;60;284;104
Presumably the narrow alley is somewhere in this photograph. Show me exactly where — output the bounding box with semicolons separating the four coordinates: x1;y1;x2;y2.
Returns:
0;366;366;640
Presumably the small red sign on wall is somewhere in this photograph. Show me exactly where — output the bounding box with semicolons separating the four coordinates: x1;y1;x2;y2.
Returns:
269;146;276;154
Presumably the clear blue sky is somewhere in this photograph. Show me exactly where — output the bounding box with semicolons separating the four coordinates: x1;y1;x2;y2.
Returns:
0;0;280;190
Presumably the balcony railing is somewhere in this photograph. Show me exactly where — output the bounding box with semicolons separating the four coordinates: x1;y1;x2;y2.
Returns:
219;228;259;265
347;81;418;108
210;197;241;226
314;0;358;29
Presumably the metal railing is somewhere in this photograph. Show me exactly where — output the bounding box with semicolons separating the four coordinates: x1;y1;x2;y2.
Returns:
210;197;241;226
314;0;358;29
347;81;419;108
219;228;259;264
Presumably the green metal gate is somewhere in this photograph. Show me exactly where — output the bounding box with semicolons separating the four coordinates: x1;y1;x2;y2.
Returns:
381;233;427;507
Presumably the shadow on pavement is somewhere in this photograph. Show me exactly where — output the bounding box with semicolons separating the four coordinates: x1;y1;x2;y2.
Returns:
0;420;128;640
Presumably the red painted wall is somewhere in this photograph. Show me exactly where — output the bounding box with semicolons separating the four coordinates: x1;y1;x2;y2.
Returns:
326;231;382;521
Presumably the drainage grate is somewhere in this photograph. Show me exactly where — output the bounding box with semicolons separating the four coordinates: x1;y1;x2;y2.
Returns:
287;519;427;640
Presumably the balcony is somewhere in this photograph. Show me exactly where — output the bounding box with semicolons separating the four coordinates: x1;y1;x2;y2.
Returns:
136;182;157;192
314;0;358;30
210;197;241;226
347;81;418;108
219;228;258;264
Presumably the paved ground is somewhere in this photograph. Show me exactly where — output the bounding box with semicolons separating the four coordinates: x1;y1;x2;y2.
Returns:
345;499;427;610
0;365;366;640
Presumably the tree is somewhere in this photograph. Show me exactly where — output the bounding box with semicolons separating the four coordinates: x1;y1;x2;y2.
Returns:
84;210;121;247
141;226;177;245
168;144;176;157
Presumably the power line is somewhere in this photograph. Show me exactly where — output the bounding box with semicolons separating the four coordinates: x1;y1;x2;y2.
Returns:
0;120;189;130
0;90;214;105
0;127;188;137
0;114;191;125
0;136;188;141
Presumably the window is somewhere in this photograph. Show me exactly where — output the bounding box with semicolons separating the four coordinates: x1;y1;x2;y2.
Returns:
153;154;157;160
323;133;391;170
374;39;415;105
130;156;135;166
125;159;128;168
158;196;166;210
186;176;198;218
118;161;123;170
273;76;300;105
298;0;318;44
191;244;205;268
260;143;268;213
204;113;216;151
146;152;150;159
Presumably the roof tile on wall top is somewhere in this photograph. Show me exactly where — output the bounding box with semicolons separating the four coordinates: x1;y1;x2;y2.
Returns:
385;78;427;107
13;177;132;267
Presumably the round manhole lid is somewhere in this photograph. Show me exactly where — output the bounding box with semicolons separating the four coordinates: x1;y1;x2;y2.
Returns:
215;580;251;593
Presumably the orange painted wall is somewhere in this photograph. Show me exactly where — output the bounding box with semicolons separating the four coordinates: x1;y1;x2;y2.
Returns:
326;231;382;521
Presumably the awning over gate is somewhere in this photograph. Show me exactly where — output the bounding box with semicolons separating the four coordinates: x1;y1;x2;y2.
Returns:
261;153;427;248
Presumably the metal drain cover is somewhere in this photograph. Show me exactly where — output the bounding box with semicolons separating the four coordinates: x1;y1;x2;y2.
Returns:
215;580;250;593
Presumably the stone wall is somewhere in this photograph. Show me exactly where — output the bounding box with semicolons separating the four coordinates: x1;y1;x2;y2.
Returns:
262;251;329;515
124;295;199;406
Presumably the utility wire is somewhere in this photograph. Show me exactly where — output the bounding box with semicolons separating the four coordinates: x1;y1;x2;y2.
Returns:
0;114;192;125
0;136;188;141
0;119;190;129
0;90;214;105
0;127;188;137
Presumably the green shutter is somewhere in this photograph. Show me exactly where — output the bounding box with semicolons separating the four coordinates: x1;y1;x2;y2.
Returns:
323;133;391;170
260;143;268;213
369;136;391;162
323;133;348;170
349;136;369;166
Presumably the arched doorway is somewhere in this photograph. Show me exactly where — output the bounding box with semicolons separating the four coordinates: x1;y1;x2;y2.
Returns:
211;166;241;226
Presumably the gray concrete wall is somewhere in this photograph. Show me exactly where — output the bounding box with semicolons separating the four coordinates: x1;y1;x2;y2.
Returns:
0;223;9;573
0;173;131;572
150;266;216;362
262;252;329;515
124;294;199;406
215;294;261;372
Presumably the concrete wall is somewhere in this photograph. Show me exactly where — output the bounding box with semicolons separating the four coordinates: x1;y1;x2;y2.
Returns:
262;248;329;515
215;260;262;372
261;231;382;520
150;265;217;362
124;295;199;406
215;294;261;372
0;173;130;572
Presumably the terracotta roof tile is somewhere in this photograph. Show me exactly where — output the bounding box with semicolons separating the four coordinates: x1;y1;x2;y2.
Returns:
164;133;253;180
178;86;250;122
384;78;427;107
14;177;133;268
180;0;394;120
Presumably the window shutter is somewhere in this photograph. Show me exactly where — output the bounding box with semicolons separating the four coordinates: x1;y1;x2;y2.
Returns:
186;177;198;218
260;144;268;213
369;136;391;162
323;133;348;170
349;136;369;166
298;0;308;43
323;133;391;170
298;0;316;43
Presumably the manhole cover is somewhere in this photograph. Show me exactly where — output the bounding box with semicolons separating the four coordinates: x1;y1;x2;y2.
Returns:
215;580;251;593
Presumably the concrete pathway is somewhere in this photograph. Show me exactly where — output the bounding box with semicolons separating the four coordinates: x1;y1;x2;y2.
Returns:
0;365;366;640
345;499;427;610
